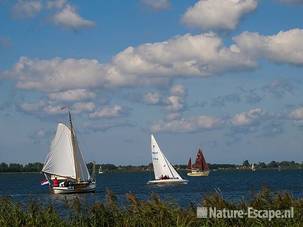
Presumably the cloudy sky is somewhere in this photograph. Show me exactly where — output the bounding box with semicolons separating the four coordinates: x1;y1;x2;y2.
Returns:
1;0;303;165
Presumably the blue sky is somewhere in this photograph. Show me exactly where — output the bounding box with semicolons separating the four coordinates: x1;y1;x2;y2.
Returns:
0;0;303;165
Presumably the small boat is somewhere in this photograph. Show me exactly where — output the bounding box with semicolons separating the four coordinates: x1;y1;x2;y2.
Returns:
147;135;188;185
251;163;256;172
187;149;210;176
41;112;96;194
98;166;103;174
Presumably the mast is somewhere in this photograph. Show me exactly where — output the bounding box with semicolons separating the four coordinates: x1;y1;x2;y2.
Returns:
187;158;192;170
69;111;81;182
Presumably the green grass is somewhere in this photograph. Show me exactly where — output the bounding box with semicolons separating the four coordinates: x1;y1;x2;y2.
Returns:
0;188;302;227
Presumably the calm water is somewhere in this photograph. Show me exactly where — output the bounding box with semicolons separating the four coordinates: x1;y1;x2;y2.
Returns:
0;169;302;209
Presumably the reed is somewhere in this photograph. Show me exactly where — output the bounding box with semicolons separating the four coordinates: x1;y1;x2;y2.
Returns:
0;188;302;227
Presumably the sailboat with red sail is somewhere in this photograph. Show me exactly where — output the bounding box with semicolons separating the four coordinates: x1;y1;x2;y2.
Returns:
187;149;210;176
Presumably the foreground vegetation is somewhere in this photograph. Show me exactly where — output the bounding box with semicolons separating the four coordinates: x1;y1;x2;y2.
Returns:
0;188;302;226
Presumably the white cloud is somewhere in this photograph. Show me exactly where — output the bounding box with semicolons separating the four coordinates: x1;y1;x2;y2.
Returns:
231;108;264;126
142;0;170;10
182;0;258;30
170;84;185;96
42;104;66;115
9;57;107;92
165;84;186;112
234;29;303;65
7;33;255;92
8;29;303;95
20;101;45;113
71;102;95;114
47;0;66;9
165;95;184;112
152;115;222;133
20;100;95;115
89;105;124;119
289;107;303;120
143;92;161;104
48;89;96;101
12;0;42;18
52;4;95;29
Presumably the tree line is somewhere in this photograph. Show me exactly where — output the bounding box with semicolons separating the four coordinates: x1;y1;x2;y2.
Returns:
0;161;301;173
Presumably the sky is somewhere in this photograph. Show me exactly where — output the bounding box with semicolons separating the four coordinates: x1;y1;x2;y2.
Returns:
0;0;303;165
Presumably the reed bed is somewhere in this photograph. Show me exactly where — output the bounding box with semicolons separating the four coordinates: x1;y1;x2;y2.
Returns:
0;188;302;227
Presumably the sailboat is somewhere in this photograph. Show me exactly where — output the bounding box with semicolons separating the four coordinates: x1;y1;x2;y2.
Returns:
41;112;96;194
147;135;188;185
98;165;103;174
187;149;209;176
251;163;256;172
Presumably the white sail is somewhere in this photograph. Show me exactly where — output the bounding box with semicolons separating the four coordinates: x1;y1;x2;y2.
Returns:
151;134;182;180
73;130;91;181
42;123;90;181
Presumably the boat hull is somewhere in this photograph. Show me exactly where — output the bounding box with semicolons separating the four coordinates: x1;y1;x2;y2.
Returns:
187;171;209;177
147;179;188;185
52;182;96;194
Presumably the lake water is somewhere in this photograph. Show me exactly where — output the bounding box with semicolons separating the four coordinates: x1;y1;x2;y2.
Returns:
0;169;302;209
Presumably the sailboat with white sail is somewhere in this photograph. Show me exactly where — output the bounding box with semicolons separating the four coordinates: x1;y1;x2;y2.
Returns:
98;165;103;174
147;135;188;185
41;112;96;194
251;163;256;172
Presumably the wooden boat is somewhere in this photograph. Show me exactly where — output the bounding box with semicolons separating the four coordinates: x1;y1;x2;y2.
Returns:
187;149;210;176
147;135;188;185
42;112;96;194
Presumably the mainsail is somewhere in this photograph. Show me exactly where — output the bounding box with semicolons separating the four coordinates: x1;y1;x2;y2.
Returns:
151;134;182;180
192;149;209;171
42;121;90;182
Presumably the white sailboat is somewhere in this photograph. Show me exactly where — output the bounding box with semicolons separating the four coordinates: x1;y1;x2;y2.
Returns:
147;135;188;185
98;165;103;174
251;163;256;172
42;112;96;194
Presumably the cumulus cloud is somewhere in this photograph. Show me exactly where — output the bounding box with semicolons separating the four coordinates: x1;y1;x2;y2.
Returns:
48;89;96;101
165;95;184;112
8;57;107;92
71;102;95;114
19;100;95;115
182;0;258;30
6;33;255;92
141;0;170;10
12;0;42;18
143;92;161;105
6;29;303;95
20;100;45;113
52;4;95;29
289;107;303;120
231;108;264;126
152;115;222;133
89;105;124;119
234;29;303;65
47;0;66;9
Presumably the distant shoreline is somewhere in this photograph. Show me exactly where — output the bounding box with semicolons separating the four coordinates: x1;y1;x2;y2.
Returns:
0;160;302;173
0;167;302;174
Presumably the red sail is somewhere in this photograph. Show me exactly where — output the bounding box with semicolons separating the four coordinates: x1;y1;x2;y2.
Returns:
193;149;209;171
187;158;192;170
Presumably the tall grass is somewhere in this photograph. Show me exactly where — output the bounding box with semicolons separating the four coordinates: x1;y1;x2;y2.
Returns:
0;188;302;226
